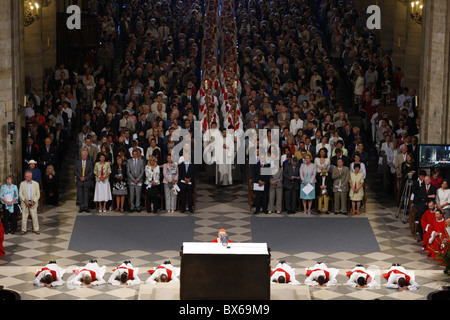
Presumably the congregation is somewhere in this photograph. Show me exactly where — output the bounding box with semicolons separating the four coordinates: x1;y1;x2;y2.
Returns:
0;0;449;270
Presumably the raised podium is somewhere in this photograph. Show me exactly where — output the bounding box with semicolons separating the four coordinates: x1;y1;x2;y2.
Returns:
180;242;271;300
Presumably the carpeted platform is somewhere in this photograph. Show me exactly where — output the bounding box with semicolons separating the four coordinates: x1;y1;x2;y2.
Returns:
250;216;380;253
68;215;195;251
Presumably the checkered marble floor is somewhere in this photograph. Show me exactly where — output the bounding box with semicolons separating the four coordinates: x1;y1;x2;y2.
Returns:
1;154;449;301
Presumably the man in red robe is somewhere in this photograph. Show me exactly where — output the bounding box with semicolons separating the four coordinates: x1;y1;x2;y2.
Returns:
421;200;437;253
211;228;233;244
427;209;447;259
0;221;5;256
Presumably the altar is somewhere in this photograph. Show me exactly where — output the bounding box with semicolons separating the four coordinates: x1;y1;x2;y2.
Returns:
179;242;271;300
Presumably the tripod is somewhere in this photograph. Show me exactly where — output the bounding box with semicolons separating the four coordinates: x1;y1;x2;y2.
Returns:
396;177;413;224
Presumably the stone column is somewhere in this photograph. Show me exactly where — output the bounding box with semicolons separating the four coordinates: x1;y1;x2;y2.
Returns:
403;3;423;91
24;0;57;97
0;0;25;180
419;0;450;144
24;6;43;96
41;1;58;75
390;1;407;73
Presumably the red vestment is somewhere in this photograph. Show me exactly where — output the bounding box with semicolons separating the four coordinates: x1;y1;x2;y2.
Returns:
112;266;134;280
0;222;5;256
148;266;172;281
35;267;57;280
306;268;330;282
271;268;291;282
382;269;411;284
427;218;447;259
421;209;436;251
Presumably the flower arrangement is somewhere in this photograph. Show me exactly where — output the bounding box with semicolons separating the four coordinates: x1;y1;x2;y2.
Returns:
431;235;450;275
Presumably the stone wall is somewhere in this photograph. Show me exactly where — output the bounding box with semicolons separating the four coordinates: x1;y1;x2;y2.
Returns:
0;0;25;182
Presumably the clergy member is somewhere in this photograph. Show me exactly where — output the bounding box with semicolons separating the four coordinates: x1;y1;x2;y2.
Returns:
146;261;180;284
382;264;419;290
271;260;300;285
68;259;107;286
33;261;66;287
304;262;339;286
345;264;378;289
108;260;141;286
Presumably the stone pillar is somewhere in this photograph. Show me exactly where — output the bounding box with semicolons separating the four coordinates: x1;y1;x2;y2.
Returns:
390;1;407;73
24;7;43;96
41;1;58;75
24;1;57;97
403;3;423;91
419;0;450;144
379;0;396;51
0;0;25;180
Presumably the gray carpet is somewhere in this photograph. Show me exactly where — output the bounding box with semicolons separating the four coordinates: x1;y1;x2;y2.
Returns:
68;215;195;251
251;216;380;253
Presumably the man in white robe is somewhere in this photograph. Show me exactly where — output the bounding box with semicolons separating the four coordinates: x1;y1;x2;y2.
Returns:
108;260;141;286
146;261;180;284
382;264;419;290
68;259;106;286
271;260;300;285
33;261;66;287
304;262;339;286
345;264;379;289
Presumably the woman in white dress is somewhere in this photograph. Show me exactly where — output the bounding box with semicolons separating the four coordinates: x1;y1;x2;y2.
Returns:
145;156;160;213
316;136;332;160
314;147;331;172
94;153;112;212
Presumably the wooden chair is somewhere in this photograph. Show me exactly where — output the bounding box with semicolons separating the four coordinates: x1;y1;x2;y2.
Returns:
39;182;45;214
409;200;418;238
248;179;255;212
176;178;197;212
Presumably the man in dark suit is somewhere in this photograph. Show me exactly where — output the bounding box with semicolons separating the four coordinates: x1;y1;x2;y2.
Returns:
181;87;198;115
304;137;316;159
135;112;151;133
342;124;355;147
127;149;145;212
178;150;197;213
23;137;40;171
74;150;94;212
330;148;350;167
283;156;301;214
251;153;271;214
415;175;437;241
39;136;58;172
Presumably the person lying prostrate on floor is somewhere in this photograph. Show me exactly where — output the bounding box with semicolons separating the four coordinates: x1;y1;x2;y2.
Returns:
345;264;378;289
382;264;419;290
211;228;233;244
146;261;180;284
68;259;107;286
108;260;141;286
304;262;339;286
33;260;66;287
270;260;300;285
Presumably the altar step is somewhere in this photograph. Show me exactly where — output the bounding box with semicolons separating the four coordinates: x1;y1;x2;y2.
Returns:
137;282;311;300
